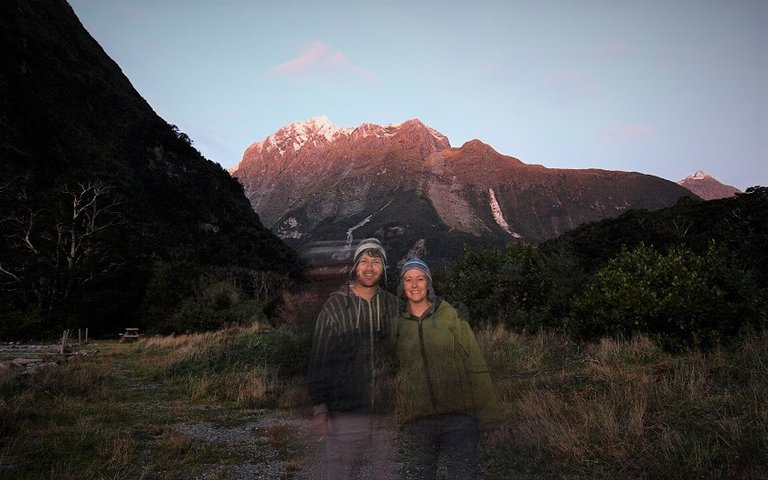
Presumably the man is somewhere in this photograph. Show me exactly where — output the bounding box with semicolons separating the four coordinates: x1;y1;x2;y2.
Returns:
307;238;400;479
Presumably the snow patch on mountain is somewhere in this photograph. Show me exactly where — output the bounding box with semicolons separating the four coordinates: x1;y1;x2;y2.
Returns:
334;200;394;260
424;125;449;143
687;170;710;180
489;188;521;238
244;117;448;157
276;217;303;239
290;116;352;150
677;170;740;200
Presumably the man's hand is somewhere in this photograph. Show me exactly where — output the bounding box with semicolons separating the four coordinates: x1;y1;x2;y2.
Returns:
312;411;332;439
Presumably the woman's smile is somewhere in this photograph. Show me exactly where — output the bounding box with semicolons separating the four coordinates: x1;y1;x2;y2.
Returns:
403;269;429;304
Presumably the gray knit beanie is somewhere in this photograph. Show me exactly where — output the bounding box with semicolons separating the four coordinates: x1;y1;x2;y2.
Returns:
353;238;387;265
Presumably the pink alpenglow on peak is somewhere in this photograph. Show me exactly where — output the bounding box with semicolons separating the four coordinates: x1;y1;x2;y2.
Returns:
241;117;450;159
688;170;710;180
231;116;694;254
678;171;740;200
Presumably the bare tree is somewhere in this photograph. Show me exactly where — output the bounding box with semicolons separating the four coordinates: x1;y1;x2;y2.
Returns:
1;179;124;311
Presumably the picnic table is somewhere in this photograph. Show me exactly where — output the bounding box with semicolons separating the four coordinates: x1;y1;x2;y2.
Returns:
119;328;142;342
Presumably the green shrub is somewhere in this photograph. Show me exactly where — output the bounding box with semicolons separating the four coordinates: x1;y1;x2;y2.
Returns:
144;263;291;334
567;243;766;350
441;243;553;330
167;298;219;333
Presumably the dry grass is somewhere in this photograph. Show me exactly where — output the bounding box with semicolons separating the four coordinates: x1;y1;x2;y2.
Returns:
211;368;278;406
135;323;256;370
3;322;766;479
114;309;346;413
124;322;308;409
0;323;312;479
481;327;768;479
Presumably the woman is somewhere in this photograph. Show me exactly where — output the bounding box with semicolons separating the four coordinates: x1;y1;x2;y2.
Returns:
396;257;501;479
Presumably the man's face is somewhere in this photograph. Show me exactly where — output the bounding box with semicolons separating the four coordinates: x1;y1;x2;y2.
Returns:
355;251;384;288
403;268;429;304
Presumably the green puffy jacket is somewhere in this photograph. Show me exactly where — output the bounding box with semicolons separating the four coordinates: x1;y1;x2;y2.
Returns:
396;298;502;429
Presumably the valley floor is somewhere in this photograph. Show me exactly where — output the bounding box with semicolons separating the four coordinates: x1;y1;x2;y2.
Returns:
4;329;766;479
0;340;524;480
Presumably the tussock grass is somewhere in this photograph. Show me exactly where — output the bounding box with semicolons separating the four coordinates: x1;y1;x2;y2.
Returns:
0;362;138;479
484;328;768;479
2;322;766;478
129;322;312;408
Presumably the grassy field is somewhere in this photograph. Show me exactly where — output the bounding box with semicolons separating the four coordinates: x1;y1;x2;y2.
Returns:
479;327;768;479
1;324;767;479
0;325;317;479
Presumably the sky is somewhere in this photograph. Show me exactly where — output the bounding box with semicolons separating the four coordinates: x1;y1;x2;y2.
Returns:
68;0;767;191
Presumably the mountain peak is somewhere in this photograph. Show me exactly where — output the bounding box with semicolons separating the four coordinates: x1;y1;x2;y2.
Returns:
247;116;348;156
687;170;710;180
399;118;449;143
455;139;502;157
281;116;350;142
244;117;450;157
293;115;335;132
678;171;740;200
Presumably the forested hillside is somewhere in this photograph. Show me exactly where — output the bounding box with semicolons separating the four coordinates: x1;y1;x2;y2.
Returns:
441;187;767;349
0;0;299;339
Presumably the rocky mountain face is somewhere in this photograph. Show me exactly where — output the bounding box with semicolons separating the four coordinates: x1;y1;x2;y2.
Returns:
233;117;697;267
0;0;298;335
678;171;740;200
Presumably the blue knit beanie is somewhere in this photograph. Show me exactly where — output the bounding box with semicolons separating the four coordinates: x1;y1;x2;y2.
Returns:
400;257;431;282
398;257;436;301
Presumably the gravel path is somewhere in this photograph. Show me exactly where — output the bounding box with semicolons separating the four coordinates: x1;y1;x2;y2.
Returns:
170;410;408;480
166;410;511;480
172;412;323;480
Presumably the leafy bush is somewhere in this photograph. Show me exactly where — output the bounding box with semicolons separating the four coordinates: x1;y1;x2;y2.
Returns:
272;289;324;327
141;263;292;334
167;298;219;333
441;243;553;329
567;243;766;350
540;186;768;295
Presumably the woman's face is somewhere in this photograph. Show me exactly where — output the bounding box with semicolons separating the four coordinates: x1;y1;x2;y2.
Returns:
403;268;429;304
355;251;384;287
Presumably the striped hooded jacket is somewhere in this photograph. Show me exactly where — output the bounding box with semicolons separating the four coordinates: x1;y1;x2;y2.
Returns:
307;284;400;413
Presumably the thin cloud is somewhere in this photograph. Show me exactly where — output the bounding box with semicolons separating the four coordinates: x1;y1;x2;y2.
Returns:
267;41;379;84
602;124;654;143
546;71;595;90
590;41;631;57
544;71;599;102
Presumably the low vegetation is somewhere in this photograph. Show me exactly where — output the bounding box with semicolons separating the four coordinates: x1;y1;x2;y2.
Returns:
1;323;766;479
0;324;315;479
478;328;768;479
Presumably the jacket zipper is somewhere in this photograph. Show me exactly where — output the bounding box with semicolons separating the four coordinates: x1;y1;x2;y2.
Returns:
369;295;375;411
418;318;438;412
